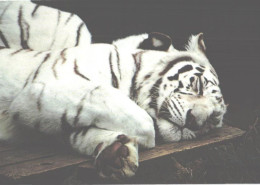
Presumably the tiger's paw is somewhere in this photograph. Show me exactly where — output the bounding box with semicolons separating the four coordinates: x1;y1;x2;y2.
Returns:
95;135;139;180
182;128;196;140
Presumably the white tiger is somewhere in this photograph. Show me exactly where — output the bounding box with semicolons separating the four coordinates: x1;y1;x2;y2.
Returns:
0;1;227;180
0;32;227;179
0;1;91;50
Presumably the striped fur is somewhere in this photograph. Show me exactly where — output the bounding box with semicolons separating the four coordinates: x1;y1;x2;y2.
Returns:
0;2;226;179
0;1;91;50
0;33;226;178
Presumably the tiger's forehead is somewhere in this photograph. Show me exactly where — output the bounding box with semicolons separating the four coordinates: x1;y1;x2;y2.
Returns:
161;60;220;92
163;61;213;79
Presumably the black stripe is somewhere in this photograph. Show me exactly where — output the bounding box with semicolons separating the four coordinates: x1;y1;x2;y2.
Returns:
61;111;73;134
210;68;218;78
179;92;193;95
196;67;204;73
71;126;94;144
144;74;151;80
61;48;67;64
178;81;184;88
158;101;172;120
65;13;74;25
61;110;94;138
52;58;59;79
198;76;204;95
10;49;23;55
0;31;9;48
158;102;181;129
23;71;33;88
167;100;181;123
149;78;162;113
213;79;218;85
194;73;202;77
18;6;30;49
31;4;40;17
190;77;195;84
130;51;146;100
167;74;178;81
114;45;122;80
73;93;88;125
33;53;50;81
33;51;43;57
72;129;82;144
109;52;119;88
174;97;184;112
171;100;182;117
75;23;84;46
57;10;61;25
37;83;45;111
159;56;193;76
152;118;164;145
178;65;193;74
74;59;90;81
52;48;67;77
81;126;94;136
73;105;83;126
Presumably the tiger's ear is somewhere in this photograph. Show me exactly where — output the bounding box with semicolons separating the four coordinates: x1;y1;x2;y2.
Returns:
138;32;173;51
185;33;206;54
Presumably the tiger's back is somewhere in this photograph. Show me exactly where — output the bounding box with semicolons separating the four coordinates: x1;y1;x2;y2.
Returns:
0;1;91;50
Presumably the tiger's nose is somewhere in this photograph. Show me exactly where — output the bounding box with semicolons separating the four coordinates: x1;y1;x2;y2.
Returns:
185;109;200;131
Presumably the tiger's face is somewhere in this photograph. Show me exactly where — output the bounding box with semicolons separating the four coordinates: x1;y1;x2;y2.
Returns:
154;33;227;142
115;32;227;142
158;65;226;141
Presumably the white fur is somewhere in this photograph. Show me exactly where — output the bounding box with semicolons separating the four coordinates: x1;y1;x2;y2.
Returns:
0;2;226;179
0;34;227;179
0;1;91;50
112;33;149;51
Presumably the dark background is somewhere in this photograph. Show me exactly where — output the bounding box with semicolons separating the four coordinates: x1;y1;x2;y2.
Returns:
31;0;260;183
33;0;260;130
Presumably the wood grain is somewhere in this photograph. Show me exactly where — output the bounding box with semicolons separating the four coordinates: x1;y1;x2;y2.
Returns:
139;125;245;162
0;147;56;167
0;125;245;180
0;154;90;180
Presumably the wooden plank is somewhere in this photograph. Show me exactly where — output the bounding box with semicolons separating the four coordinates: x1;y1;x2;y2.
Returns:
79;125;245;168
0;142;16;152
0;125;245;180
139;125;245;162
0;154;91;180
0;147;56;167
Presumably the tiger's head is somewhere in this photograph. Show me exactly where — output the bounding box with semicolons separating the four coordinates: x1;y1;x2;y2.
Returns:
115;32;227;142
151;33;227;142
113;32;227;142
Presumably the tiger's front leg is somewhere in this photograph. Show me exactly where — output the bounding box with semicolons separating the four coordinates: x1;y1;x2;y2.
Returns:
66;127;138;179
8;82;155;149
7;82;155;178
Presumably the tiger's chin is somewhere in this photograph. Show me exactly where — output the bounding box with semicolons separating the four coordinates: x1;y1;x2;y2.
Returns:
157;118;222;143
157;119;197;142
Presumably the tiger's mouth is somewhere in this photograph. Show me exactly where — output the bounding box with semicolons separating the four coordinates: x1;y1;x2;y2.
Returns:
158;104;223;132
185;109;224;137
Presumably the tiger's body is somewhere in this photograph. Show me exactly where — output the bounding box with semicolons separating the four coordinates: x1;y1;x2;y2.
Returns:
0;34;226;178
0;1;227;179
